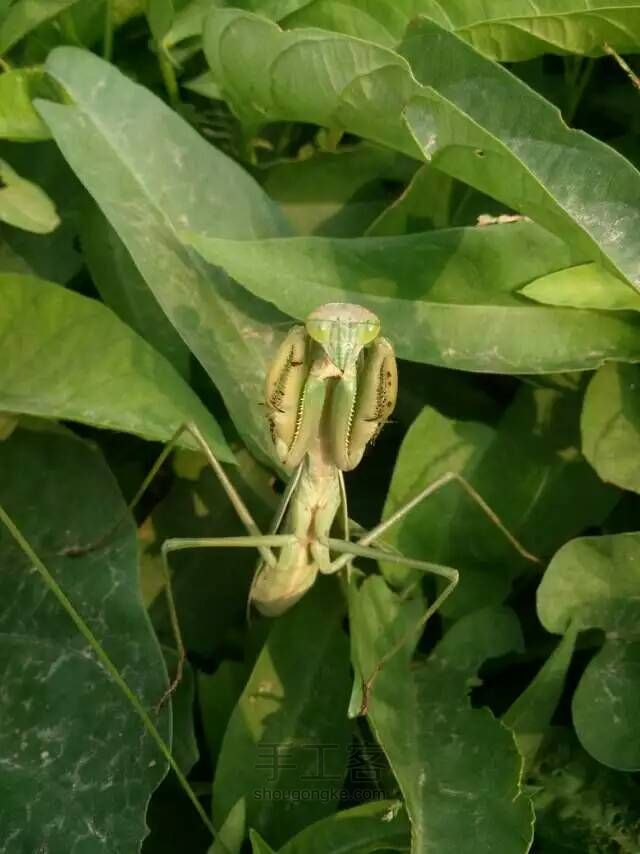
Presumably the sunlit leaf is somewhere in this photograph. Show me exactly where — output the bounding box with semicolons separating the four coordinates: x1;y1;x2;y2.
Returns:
521;263;640;312
38;46;292;461
284;1;640;61
185;223;640;373
0;69;51;141
0;158;59;233
204;11;640;289
0;273;232;458
0;0;83;53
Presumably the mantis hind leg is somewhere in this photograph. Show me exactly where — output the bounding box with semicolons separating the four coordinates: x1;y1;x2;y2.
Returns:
325;470;539;715
157;533;296;710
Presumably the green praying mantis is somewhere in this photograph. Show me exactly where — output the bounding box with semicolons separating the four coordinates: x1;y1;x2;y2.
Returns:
117;301;538;711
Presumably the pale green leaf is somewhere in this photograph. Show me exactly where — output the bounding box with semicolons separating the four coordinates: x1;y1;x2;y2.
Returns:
0;69;51;141
0;273;232;459
203;11;640;289
537;533;640;638
38;46;291;461
0;158;59;233
521;263;640;312
0;425;171;851
185;223;640;373
581;363;640;493
285;0;640;61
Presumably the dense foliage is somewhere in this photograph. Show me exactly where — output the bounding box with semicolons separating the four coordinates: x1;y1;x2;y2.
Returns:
0;2;639;852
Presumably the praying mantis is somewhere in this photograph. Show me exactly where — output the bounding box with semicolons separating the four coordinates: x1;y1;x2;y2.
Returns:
123;301;538;711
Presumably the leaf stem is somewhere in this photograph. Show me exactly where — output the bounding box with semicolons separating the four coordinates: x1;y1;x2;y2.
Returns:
158;46;181;109
0;503;215;840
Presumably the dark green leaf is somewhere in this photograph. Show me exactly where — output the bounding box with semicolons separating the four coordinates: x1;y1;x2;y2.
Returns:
349;578;533;854
0;0;82;53
0;425;171;851
213;580;352;849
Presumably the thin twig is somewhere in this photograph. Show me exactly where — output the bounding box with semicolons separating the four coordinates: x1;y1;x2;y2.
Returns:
604;43;640;92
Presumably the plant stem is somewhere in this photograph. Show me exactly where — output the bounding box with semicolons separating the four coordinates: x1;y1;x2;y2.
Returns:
158;47;181;109
565;57;595;124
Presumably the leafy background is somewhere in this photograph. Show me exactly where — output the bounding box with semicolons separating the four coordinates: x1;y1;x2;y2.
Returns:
0;1;639;852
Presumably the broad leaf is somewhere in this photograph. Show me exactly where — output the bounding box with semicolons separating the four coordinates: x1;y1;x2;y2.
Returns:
0;69;51;141
0;425;171;851
349;578;533;854
38;46;292;460
538;532;640;769
204;11;640;289
581;363;640;493
284;0;640;61
185;223;640;373
0;158;59;233
378;388;616;614
79;200;191;379
0;274;232;458
213;580;352;849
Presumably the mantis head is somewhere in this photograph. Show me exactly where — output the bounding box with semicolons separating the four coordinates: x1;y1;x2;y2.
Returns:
305;302;380;373
265;302;397;471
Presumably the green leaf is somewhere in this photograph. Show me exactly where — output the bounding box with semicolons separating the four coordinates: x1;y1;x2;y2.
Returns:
521;263;640;312
79;199;191;379
38;46;291;461
278;800;410;853
184;223;640;374
0;69;51;141
0;425;171;851
250;829;277;854
0;273;232;459
148;0;175;43
0;0;82;53
379;387;616;613
213;579;352;849
571;640;640;772
260;144;415;237
203;11;640;290
538;533;640;638
199;661;248;769
365;163;454;235
349;578;533;854
503;626;578;768
581;363;640;493
211;797;246;854
537;532;640;769
284;0;640;61
0;158;59;233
